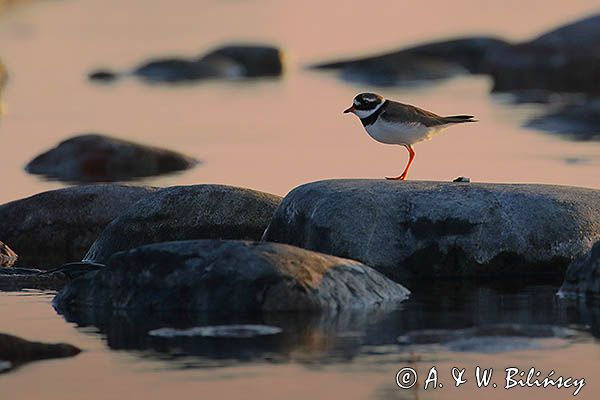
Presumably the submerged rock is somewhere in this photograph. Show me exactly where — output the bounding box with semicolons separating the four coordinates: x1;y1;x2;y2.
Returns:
525;99;600;140
0;185;154;268
0;267;66;291
485;15;600;94
311;36;508;86
84;184;282;263
149;325;283;338
263;180;600;281
398;324;579;353
55;240;410;312
560;241;600;297
0;241;18;267
0;333;80;373
25;133;198;182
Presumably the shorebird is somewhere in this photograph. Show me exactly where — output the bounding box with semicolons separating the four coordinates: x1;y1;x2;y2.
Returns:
0;241;18;268
344;92;476;180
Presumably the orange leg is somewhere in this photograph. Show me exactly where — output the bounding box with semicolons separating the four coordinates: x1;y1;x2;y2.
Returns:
386;145;415;181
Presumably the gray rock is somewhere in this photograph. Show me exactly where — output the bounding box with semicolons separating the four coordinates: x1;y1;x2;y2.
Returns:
0;185;155;268
486;15;600;94
560;241;600;297
55;240;410;312
84;184;282;263
262;180;600;281
25;133;199;183
0;240;17;267
0;333;80;373
129;44;283;83
312;37;508;86
525;99;600;140
133;57;242;83
201;45;284;77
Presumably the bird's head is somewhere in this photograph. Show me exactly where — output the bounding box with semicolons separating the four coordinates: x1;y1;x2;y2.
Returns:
344;93;385;118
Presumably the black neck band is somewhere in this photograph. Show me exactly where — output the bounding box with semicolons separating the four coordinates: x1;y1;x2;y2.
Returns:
360;101;388;127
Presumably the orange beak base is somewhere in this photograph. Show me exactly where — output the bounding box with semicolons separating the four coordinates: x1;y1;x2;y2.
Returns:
343;105;355;114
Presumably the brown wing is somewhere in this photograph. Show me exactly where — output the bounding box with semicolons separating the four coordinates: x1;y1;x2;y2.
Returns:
381;101;449;127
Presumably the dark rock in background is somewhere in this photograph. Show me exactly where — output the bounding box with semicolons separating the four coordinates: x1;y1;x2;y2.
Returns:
57;240;410;312
312;36;508;86
133;56;242;83
84;184;282;263
201;45;283;77
0;185;155;268
263;180;600;282
0;333;80;373
25;133;199;183
94;44;284;84
485;14;600;95
88;69;118;82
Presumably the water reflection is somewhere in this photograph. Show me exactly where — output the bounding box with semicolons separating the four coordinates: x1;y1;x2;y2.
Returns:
53;282;595;370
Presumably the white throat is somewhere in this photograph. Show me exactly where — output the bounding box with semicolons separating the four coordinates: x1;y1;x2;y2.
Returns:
354;101;385;119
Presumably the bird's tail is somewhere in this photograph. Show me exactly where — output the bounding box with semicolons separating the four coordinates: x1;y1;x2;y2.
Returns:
443;115;477;123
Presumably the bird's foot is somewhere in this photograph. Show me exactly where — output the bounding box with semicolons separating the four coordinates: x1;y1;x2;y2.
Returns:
385;175;407;181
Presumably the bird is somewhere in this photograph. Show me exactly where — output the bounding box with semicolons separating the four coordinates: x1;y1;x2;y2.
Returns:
344;92;476;180
0;241;18;268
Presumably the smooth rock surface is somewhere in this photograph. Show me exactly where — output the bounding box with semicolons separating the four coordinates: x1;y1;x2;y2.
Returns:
312;36;508;86
84;185;282;263
0;333;80;373
560;241;600;297
56;240;410;312
0;185;154;268
25;133;198;182
263;180;600;281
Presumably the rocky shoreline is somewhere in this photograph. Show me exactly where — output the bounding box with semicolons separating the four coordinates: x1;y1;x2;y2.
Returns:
1;179;598;307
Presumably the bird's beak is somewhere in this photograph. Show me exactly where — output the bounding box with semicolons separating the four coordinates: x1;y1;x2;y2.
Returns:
343;105;355;114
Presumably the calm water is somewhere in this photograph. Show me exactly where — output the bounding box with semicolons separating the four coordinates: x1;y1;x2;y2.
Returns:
1;1;600;399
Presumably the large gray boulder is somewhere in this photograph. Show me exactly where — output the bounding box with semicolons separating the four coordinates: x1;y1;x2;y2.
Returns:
25;134;198;183
84;185;282;263
560;241;600;297
0;185;154;268
55;240;409;312
262;180;600;281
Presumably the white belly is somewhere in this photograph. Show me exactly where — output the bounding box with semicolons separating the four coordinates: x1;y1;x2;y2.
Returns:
364;120;444;145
